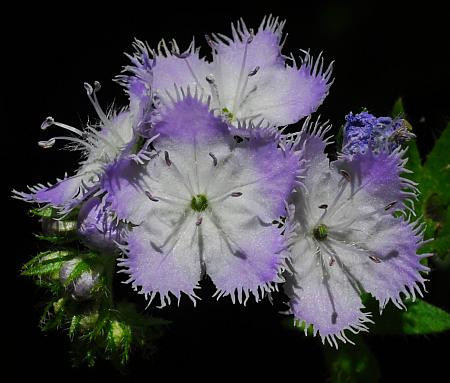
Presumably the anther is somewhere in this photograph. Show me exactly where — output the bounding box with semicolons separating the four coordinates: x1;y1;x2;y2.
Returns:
205;34;214;47
38;138;56;148
369;255;382;263
209;152;218;166
41;116;55;130
340;169;351;182
248;66;260;77
231;192;243;197
384;201;397;211
145;191;159;202
94;81;101;92
329;258;335;266
164;151;172;166
206;73;215;84
83;82;94;95
196;217;203;226
319;204;328;209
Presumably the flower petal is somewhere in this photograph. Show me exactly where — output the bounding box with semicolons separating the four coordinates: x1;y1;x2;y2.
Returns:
285;236;372;344
13;172;93;208
237;54;333;125
334;148;417;213
119;217;201;307
202;208;286;303
327;215;429;310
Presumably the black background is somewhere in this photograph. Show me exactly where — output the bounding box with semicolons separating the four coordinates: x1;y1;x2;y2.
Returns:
2;1;449;381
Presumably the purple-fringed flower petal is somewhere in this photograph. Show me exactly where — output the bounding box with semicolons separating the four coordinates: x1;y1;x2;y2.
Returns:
326;215;429;310
120;220;202;307
334;148;418;214
117;40;154;118
14;108;136;211
13;172;91;207
285;236;372;345
77;197;126;253
109;94;301;305
285;121;428;344
151;40;211;104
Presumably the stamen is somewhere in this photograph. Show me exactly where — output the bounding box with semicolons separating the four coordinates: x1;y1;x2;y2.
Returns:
231;35;252;114
329;257;335;266
206;74;221;106
145;190;159;202
209;152;218;166
40;116;84;136
40;117;54;130
84;82;108;124
231;192;243;197
38;138;56;148
164;151;172;166
340;169;351;182
319;204;328;209
384;201;397;211
369;255;382;263
196;217;203;226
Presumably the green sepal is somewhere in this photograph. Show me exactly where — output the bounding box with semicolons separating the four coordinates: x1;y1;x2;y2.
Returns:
324;336;380;383
391;97;405;118
29;206;57;218
34;233;76;244
21;250;76;278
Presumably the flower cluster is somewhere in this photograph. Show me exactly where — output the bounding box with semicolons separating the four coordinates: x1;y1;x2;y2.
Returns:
15;15;429;348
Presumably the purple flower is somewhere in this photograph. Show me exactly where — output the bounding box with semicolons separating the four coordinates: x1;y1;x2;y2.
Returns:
77;197;126;253
13;83;138;212
284;120;430;346
102;93;302;306
343;111;415;156
121;16;333;128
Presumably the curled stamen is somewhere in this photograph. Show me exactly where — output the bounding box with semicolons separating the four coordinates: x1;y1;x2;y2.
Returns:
164;151;172;166
231;192;243;197
384;201;397;211
369;255;382;263
319;204;328;209
206;74;215;84
38;138;56;148
209;152;218;166
248;66;260;77
196;217;203;226
84;82;94;95
340;169;351;182
41;116;55;130
145;190;159;202
94;81;101;92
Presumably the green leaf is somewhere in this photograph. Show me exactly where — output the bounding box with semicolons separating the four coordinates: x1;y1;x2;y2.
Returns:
324;337;380;383
391;97;405;118
368;298;450;335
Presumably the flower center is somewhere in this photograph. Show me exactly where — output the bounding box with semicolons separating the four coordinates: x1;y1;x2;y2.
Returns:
191;194;208;212
313;223;328;241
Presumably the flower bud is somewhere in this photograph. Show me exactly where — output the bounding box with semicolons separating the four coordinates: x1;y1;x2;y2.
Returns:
59;258;103;301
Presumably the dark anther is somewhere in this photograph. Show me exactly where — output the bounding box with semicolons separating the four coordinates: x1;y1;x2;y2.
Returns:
196;217;203;226
209;152;218;166
340;169;351;182
319;204;328;209
369;255;382;263
164;151;172;166
145;190;159;202
231;192;243;197
248;66;260;77
384;201;397;211
329;258;335;266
